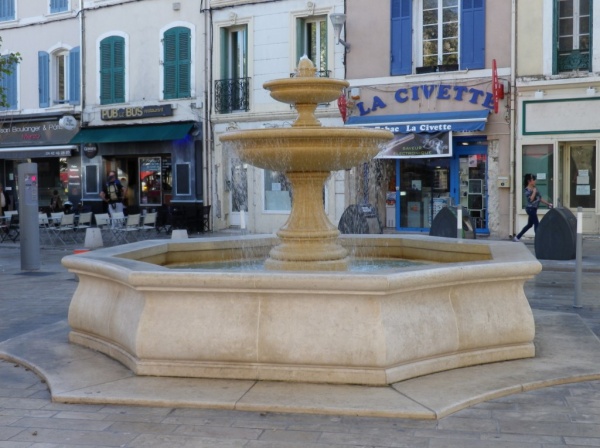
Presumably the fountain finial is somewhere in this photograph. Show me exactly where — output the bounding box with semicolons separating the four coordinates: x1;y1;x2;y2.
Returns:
296;56;317;78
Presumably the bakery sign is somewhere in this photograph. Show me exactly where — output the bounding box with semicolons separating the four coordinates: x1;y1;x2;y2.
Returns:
101;104;174;121
0;119;79;146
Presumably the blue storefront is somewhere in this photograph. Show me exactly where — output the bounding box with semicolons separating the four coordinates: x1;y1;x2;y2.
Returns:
347;110;491;234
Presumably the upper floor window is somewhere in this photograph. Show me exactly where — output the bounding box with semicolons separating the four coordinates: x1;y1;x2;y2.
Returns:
50;0;69;13
215;25;249;113
38;47;80;107
554;0;592;73
296;16;328;75
0;56;17;110
163;26;191;99
100;36;125;105
391;0;485;75
0;0;15;22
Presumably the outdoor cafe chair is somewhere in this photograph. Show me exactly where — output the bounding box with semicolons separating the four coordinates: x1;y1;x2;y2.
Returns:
49;213;76;245
0;214;20;243
74;212;93;240
139;211;158;238
112;213;141;244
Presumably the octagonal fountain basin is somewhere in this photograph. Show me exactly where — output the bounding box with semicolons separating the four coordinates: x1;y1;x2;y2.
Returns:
63;234;541;386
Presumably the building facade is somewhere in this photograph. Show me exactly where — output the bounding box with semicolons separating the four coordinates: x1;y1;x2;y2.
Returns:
516;0;600;235
208;0;347;233
343;0;513;238
0;0;81;212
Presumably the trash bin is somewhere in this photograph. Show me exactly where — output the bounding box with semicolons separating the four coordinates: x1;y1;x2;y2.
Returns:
534;207;576;260
429;206;476;239
338;204;382;234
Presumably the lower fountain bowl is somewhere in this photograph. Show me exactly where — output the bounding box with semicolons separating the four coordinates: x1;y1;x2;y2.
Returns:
63;234;540;386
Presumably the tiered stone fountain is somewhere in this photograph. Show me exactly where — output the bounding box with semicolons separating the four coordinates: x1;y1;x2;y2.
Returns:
63;58;540;386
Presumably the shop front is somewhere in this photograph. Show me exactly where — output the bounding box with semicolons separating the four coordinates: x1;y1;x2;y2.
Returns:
0;116;80;212
69;121;204;230
347;110;491;235
517;91;600;234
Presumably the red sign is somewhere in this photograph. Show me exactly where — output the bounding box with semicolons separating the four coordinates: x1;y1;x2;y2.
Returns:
492;59;499;114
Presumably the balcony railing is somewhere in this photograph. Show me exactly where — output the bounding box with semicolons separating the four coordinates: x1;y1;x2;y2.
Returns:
290;69;331;78
557;49;590;72
214;77;251;114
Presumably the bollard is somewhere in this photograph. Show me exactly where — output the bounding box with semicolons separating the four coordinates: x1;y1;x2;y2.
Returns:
574;206;583;308
456;207;463;239
171;229;188;239
84;228;103;249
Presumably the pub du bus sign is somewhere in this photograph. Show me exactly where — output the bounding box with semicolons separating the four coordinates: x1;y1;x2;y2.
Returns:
355;83;495;129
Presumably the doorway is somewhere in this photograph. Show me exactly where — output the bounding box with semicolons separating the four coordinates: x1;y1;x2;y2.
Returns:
451;146;488;231
559;141;596;209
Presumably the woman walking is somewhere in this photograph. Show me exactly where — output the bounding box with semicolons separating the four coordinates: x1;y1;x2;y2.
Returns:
513;173;553;241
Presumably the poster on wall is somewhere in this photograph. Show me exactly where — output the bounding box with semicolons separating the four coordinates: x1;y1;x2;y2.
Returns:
376;132;452;159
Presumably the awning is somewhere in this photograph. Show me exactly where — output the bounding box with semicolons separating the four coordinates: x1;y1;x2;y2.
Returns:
0;145;77;159
69;122;194;144
345;110;490;133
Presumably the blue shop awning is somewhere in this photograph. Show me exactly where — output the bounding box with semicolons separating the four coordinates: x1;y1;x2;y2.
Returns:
346;110;490;133
69;122;194;144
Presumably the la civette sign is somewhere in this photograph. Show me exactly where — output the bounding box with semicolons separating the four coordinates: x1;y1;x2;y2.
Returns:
355;84;495;116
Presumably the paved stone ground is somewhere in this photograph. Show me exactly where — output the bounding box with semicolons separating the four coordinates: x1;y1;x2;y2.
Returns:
1;236;600;447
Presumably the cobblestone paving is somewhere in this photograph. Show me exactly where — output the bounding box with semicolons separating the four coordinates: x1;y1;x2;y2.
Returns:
1;238;600;447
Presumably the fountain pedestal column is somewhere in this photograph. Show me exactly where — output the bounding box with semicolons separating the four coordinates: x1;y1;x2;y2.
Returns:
265;171;348;271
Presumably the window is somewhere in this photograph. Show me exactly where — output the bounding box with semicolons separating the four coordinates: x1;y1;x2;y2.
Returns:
100;36;125;105
391;0;485;75
215;26;249;113
264;170;291;212
50;0;69;13
521;144;554;209
38;47;80;107
0;56;17;110
296;16;328;75
163;27;191;99
554;0;592;72
0;0;15;21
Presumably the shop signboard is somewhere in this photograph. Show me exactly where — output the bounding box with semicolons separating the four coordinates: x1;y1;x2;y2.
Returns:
0;120;79;146
376;132;452;159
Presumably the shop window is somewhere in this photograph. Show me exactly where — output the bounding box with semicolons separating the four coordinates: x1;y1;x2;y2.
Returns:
38;47;80;107
100;36;125;105
50;0;69;13
554;0;592;73
264;170;291;212
0;56;17;110
163;26;191;99
296;15;328;75
215;25;250;113
0;0;15;21
140;157;162;205
521;144;554;209
391;0;485;76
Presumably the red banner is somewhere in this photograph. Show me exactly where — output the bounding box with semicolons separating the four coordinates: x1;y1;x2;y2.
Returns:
492;59;499;114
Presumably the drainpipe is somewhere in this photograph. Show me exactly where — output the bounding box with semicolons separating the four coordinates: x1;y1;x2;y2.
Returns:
201;1;214;220
509;0;517;238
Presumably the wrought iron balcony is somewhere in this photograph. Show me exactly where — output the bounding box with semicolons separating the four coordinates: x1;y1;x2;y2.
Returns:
557;49;590;72
290;69;331;78
214;77;251;114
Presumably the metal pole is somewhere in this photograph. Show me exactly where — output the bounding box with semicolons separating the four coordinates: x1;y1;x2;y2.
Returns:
574;206;583;308
17;163;40;271
457;207;463;239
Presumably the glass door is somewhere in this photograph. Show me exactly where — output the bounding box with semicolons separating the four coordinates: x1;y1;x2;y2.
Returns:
452;146;488;232
559;141;596;209
228;156;248;227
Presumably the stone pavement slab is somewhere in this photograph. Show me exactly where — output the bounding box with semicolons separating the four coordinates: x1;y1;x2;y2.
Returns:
1;309;600;420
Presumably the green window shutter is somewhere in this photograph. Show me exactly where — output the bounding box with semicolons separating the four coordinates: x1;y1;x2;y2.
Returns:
100;36;125;104
220;27;229;78
113;38;125;103
177;28;191;97
164;27;191;99
163;31;177;98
